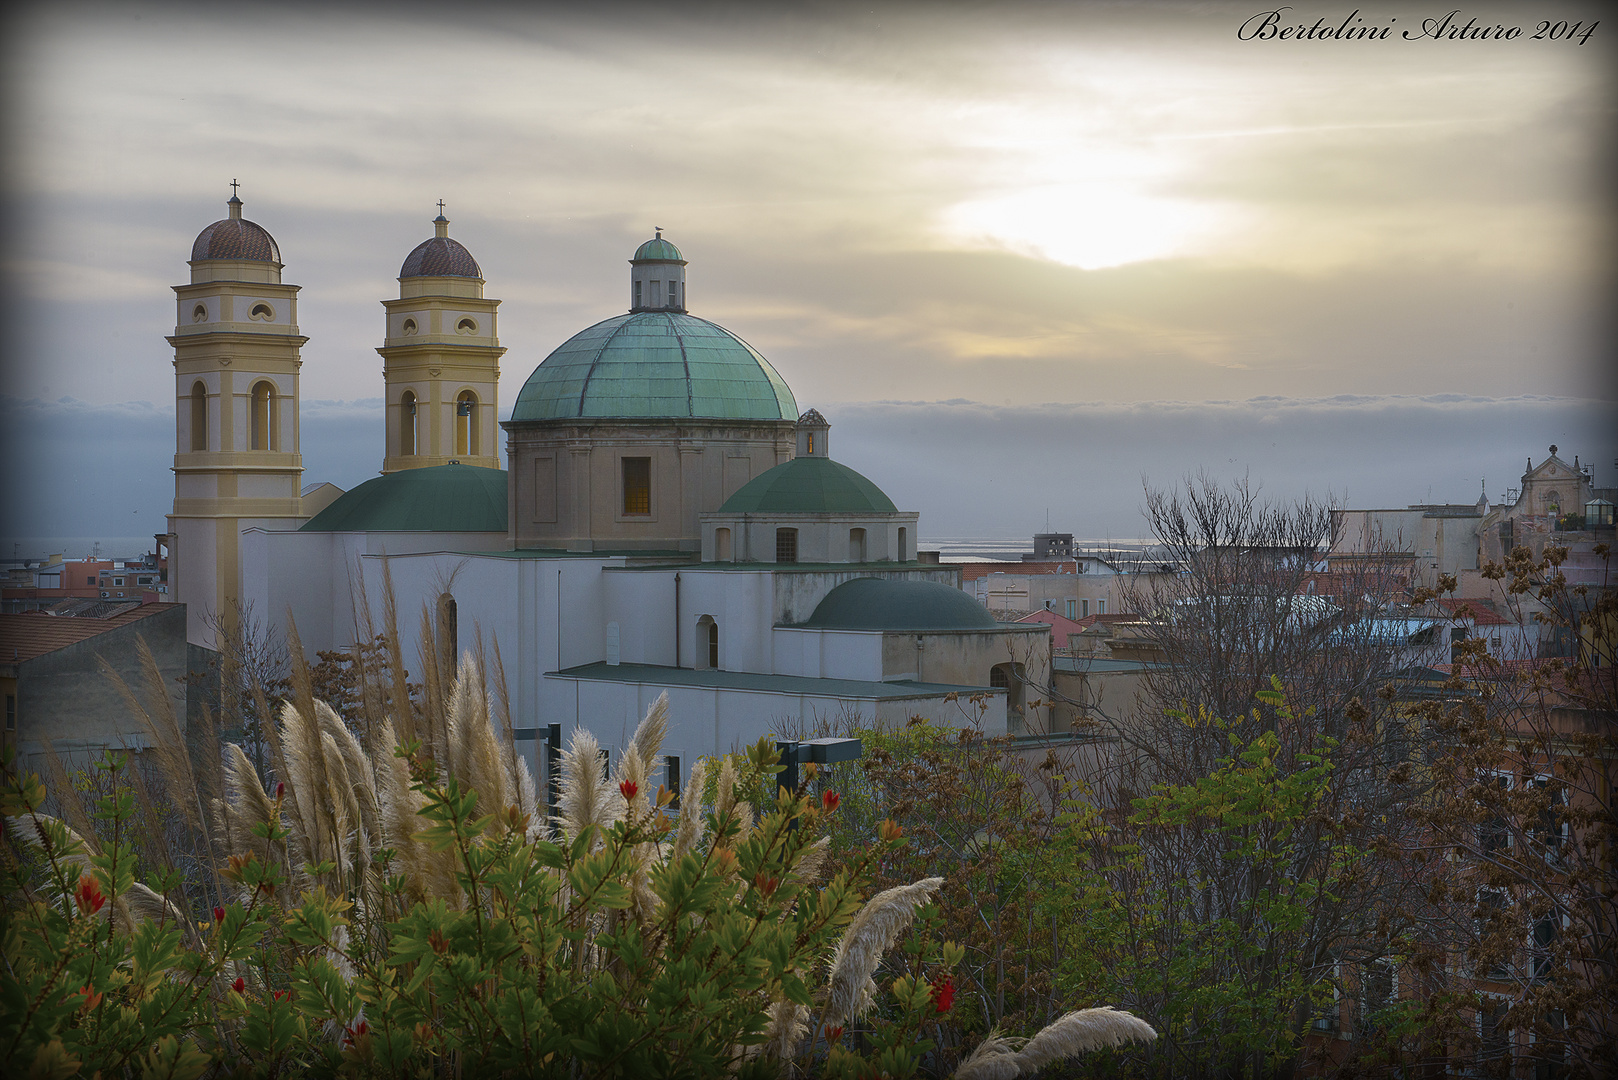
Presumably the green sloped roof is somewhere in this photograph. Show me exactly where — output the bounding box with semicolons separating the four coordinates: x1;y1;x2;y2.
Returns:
632;237;684;262
510;312;796;422
799;578;999;631
300;464;507;533
718;456;896;514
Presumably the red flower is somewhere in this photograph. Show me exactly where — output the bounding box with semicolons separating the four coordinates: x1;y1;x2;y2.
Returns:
619;780;638;801
930;975;956;1014
822;790;841;812
74;874;105;915
76;985;104;1012
231;977;245;994
213;906;226;923
825;1025;844;1044
343;1019;369;1047
273;990;290;1003
274;781;285;799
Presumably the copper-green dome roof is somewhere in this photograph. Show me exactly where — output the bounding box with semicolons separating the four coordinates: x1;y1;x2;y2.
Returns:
300;464;507;532
718;456;896;514
511;312;796;422
633;237;684;262
799;579;997;631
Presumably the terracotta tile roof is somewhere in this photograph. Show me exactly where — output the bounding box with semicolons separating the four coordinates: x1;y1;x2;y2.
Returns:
1014;609;1087;637
0;604;168;664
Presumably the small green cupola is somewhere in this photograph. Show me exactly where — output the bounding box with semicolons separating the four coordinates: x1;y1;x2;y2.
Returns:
629;228;687;313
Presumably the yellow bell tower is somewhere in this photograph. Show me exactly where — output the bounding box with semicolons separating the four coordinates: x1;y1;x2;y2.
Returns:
379;206;503;473
166;186;306;648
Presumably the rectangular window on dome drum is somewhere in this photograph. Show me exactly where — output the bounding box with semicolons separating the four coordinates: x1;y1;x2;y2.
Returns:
622;457;651;515
776;528;798;564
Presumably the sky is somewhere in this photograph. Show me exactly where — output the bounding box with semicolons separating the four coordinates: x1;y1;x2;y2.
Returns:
2;0;1614;553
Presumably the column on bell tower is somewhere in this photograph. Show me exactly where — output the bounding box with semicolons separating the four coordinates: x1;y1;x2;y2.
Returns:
379;207;504;473
167;187;307;649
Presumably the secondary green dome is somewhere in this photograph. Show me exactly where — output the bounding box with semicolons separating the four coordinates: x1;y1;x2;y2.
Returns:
511;312;796;422
300;464;507;533
799;579;998;631
633;237;684;262
719;456;896;514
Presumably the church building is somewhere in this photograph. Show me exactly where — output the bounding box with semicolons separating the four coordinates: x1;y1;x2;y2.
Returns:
170;192;1050;773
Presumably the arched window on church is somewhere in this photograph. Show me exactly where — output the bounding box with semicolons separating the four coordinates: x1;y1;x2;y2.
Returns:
695;615;718;670
401;391;418;457
848;527;866;562
456;391;478;457
190;381;207;452
897;527;908;562
250;381;277;451
714;527;732;562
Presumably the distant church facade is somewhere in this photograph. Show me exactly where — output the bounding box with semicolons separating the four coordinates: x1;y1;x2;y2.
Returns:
166;192;1050;770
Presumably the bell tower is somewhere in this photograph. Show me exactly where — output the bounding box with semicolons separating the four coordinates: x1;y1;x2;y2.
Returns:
167;186;306;648
379;206;504;473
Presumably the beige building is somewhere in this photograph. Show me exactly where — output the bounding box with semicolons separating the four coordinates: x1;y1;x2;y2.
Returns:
165;192;309;648
380;209;504;474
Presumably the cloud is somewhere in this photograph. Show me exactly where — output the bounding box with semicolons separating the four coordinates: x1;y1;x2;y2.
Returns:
6;392;1612;552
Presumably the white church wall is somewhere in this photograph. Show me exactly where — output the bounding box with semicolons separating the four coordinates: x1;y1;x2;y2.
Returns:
769;628;882;681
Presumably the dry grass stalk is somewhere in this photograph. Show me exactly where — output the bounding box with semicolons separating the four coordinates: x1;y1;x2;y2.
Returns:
825;876;944;1025
951;1030;1021;1080
1014;1007;1156;1071
761;997;810;1061
375;557;417;748
671;759;708;863
558;728;619;844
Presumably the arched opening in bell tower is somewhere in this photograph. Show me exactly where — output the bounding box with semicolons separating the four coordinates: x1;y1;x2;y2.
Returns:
456;390;478;457
250;381;278;451
401;392;418;457
190;381;207;451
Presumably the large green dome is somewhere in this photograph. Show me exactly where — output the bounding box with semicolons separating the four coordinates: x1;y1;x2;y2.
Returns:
799;579;998;631
511;312;796;422
718;456;896;514
300;464;507;533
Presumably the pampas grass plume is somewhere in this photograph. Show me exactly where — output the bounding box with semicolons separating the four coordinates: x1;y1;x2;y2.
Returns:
951;1031;1021;1080
826;877;943;1025
1015;1007;1156;1072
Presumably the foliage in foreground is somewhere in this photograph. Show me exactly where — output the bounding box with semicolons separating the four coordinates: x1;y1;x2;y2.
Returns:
2;659;1154;1077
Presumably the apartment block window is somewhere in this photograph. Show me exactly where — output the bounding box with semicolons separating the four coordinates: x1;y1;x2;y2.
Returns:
5;694;15;731
1066;599;1076;619
775;528;798;564
114;577;125;587
1097;600;1105;615
1081;600;1089;617
622;457;651;515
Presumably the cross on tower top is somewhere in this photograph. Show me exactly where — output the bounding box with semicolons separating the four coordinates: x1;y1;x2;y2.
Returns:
230;179;240;197
437;199;446;215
